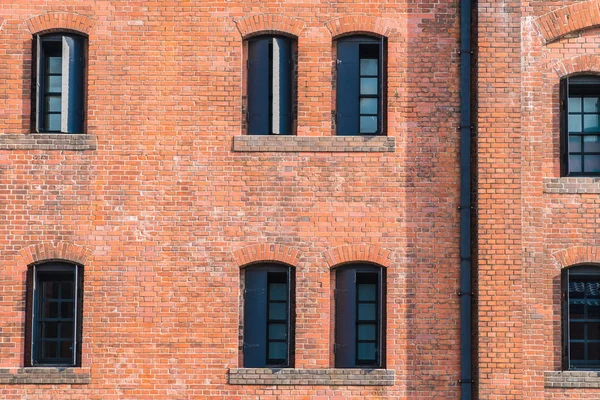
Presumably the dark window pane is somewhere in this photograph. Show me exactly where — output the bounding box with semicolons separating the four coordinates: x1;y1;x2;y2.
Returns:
61;302;74;319
570;155;582;172
43;282;60;299
569;135;582;152
42;302;59;319
41;340;58;359
360;98;377;115
45;114;61;131
269;303;286;320
268;323;286;340
47;76;62;93
569;97;582;113
360;116;377;134
584;97;600;113
268;342;287;361
60;340;74;359
47;56;62;74
569;115;582;133
358;303;376;321
589;302;600;319
41;322;58;339
358;324;376;341
360;78;378;95
588;323;600;340
360;59;378;76
584;155;600;173
45;96;61;113
61;322;74;338
61;282;74;299
269;283;286;301
570;322;585;340
357;342;376;361
584;135;600;153
570;301;585;319
571;342;585;360
358;284;377;301
584;115;600;133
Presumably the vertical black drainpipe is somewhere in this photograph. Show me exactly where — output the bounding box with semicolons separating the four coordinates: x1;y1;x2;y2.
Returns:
459;0;473;398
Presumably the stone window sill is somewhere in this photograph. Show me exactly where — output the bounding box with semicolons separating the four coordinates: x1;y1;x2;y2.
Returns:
0;367;91;385
543;177;600;194
0;134;97;151
545;371;600;388
233;136;395;152
228;368;394;386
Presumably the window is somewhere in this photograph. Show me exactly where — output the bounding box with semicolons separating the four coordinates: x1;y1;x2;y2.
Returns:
25;262;84;367
563;265;600;370
334;264;384;368
336;36;385;135
246;36;295;135
561;75;600;175
33;33;86;134
243;264;294;367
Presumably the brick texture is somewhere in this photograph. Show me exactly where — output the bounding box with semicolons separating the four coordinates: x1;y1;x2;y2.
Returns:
228;368;395;386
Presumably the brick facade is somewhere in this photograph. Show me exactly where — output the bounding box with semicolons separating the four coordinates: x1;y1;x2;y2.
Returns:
0;1;461;400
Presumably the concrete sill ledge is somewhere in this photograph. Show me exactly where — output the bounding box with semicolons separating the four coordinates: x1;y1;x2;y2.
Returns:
545;371;600;388
228;368;394;386
544;177;600;194
233;136;395;153
0;134;97;151
0;367;91;385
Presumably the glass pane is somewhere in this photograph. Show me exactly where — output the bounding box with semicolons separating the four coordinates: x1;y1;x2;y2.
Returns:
358;284;377;301
357;342;376;361
45;114;61;131
269;283;287;301
43;282;60;299
589;342;600;362
41;340;58;359
569;115;582;133
569;97;582;113
589;302;600;319
570;155;582;173
41;322;58;339
46;76;62;93
584;136;600;152
358;303;376;321
569;135;582;152
42;302;59;319
269;303;286;320
268;342;287;361
360;78;378;95
589;323;600;340
47;56;62;74
358;324;376;341
360;116;378;134
60;340;73;359
588;281;600;298
268;323;286;340
360;98;378;115
61;282;74;299
584;97;600;113
570;322;585;340
45;96;61;113
570;302;585;319
61;302;74;318
584;155;600;173
584;115;600;133
571;342;584;360
61;322;74;338
360;59;378;76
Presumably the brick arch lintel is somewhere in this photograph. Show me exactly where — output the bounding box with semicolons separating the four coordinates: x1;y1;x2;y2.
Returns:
323;244;393;268
19;241;92;266
552;54;600;78
325;15;394;39
234;14;305;39
534;0;600;44
553;246;600;268
25;12;95;36
232;243;302;268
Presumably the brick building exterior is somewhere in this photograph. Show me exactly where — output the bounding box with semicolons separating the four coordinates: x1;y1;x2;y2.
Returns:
0;0;463;399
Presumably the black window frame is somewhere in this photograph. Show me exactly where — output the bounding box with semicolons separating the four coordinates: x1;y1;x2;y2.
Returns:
25;262;84;367
561;75;600;176
335;35;386;136
242;264;295;368
32;32;87;134
246;35;296;136
334;264;385;368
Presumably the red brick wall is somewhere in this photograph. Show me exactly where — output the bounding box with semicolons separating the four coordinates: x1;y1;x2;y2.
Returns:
0;1;461;398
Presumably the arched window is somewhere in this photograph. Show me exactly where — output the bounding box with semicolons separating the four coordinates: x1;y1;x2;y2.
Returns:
563;265;600;369
33;32;87;134
334;263;385;368
242;263;294;367
561;75;600;175
25;261;84;367
246;35;295;135
335;35;386;136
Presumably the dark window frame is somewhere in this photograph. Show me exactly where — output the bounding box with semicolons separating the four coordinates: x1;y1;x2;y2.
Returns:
334;263;385;368
32;32;87;134
24;262;84;367
242;263;295;368
561;75;600;176
335;35;387;136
